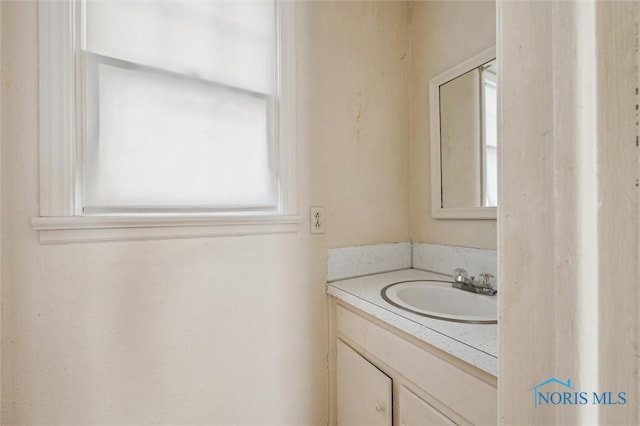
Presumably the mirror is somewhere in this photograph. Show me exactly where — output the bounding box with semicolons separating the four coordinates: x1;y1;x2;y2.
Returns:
429;47;497;219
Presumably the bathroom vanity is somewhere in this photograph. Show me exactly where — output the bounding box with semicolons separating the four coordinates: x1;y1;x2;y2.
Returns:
328;269;497;425
324;39;500;426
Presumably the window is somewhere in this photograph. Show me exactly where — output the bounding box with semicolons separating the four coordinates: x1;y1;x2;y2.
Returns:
34;1;298;243
481;61;497;207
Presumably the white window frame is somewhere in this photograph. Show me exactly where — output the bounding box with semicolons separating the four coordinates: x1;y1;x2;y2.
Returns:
33;1;299;243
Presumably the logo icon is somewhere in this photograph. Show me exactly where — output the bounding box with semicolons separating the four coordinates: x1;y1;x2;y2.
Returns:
529;378;576;408
529;377;627;408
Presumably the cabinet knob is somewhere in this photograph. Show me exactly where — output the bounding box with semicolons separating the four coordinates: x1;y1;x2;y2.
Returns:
375;402;386;413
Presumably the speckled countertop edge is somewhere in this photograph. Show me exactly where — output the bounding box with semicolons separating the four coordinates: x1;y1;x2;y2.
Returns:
327;268;498;376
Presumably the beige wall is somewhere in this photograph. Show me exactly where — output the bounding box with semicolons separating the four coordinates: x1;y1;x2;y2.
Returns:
409;1;497;249
0;1;410;424
305;1;411;249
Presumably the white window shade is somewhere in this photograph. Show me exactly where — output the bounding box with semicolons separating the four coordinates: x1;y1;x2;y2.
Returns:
83;60;277;212
84;0;275;94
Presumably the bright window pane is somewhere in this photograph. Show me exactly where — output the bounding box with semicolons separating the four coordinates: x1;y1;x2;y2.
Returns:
482;64;498;207
81;0;279;212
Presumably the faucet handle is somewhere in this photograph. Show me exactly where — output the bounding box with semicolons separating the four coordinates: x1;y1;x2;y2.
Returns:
453;268;468;281
477;273;495;287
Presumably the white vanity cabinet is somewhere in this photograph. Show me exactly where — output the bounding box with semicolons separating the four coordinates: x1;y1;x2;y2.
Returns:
331;300;497;426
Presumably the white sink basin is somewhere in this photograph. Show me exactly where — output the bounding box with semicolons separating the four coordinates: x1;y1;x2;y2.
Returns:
381;280;497;324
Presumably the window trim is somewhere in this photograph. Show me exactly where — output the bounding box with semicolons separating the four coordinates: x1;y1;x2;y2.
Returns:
33;0;299;243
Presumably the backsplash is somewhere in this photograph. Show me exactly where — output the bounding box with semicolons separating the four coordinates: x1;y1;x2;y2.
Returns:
327;242;411;281
412;243;497;285
327;242;497;285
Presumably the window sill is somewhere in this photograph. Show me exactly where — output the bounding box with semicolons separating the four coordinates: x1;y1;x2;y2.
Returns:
31;214;301;244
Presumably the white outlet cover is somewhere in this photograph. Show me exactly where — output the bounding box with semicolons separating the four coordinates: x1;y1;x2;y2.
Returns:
310;207;325;234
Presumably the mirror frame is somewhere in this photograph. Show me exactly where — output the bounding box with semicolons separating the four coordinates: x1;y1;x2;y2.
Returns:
429;46;497;220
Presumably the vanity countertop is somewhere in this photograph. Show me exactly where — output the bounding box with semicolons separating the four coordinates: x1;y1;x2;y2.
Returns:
327;268;497;376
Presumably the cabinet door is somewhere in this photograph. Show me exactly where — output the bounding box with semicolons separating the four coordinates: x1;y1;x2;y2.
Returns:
398;385;456;426
337;340;392;426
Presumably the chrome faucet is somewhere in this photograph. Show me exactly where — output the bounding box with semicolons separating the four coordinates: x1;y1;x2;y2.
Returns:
452;268;497;296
